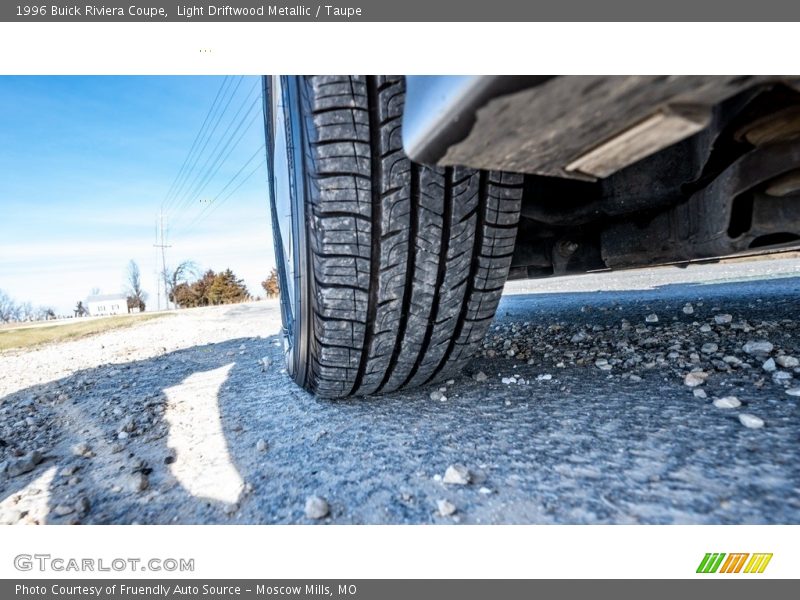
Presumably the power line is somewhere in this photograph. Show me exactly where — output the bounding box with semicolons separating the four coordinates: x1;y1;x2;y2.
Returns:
173;144;266;237
163;76;244;218
160;76;230;215
154;76;264;288
162;76;237;216
167;85;261;227
189;156;266;231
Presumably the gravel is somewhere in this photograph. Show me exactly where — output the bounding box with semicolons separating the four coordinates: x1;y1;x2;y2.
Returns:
5;451;43;478
743;340;774;355
305;496;329;520
442;464;471;485
53;504;75;516
1;259;799;525
684;372;708;387
738;414;765;429
71;442;93;458
436;499;456;517
713;396;741;409
126;473;149;493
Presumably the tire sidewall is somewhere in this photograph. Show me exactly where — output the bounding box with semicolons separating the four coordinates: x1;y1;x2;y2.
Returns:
268;75;313;389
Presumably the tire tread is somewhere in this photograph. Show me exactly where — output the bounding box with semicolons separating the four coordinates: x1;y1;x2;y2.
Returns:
300;75;522;398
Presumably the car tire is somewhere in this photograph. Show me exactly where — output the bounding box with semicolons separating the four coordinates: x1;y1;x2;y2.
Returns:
265;75;523;398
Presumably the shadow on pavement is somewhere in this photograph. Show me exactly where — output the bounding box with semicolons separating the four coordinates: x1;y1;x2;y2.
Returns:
1;273;799;524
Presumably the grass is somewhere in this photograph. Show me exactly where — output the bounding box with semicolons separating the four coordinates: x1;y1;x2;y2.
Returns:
0;313;171;351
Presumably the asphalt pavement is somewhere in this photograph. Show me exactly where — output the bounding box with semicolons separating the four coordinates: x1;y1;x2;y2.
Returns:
1;257;799;524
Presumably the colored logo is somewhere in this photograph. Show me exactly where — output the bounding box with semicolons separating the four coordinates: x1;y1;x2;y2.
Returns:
696;553;773;574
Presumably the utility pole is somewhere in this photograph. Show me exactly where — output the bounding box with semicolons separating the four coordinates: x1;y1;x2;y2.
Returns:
153;210;172;310
154;216;161;311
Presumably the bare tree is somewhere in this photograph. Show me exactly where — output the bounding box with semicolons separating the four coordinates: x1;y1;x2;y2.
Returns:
0;290;59;323
0;289;18;323
125;259;147;312
18;301;34;321
165;260;198;309
36;306;56;321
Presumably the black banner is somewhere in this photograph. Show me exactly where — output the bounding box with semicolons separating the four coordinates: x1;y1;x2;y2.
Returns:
3;580;799;600
3;1;800;22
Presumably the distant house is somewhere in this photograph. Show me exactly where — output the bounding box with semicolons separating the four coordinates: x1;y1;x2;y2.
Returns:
86;294;128;317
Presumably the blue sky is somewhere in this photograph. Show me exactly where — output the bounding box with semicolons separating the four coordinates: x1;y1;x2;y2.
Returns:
0;76;273;314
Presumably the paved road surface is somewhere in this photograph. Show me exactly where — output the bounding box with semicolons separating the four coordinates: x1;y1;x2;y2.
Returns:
1;258;799;524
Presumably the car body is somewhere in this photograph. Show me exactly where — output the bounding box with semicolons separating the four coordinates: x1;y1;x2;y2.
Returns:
403;75;800;278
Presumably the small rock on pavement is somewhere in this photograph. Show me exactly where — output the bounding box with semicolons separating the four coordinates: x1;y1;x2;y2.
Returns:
430;390;444;401
256;439;268;452
76;497;91;515
713;396;741;409
443;464;471;485
714;314;733;325
776;355;799;368
437;499;456;517
305;496;329;520
743;340;774;356
71;442;93;458
6;451;44;478
473;371;487;382
126;472;149;493
762;358;777;372
571;331;589;343
684;371;709;387
682;303;694;315
53;504;75;517
645;314;659;323
701;343;718;354
693;388;708;399
738;414;765;429
786;388;800;397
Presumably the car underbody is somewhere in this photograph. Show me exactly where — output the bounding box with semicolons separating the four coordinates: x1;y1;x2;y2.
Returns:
266;75;800;397
403;76;800;280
